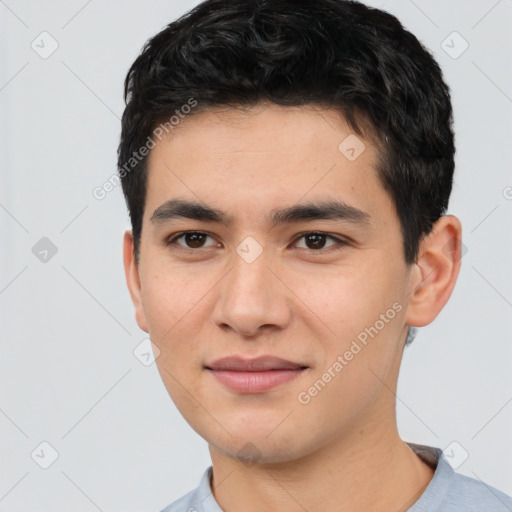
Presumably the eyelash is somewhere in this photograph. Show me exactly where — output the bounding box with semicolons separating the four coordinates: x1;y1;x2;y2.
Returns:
165;231;348;253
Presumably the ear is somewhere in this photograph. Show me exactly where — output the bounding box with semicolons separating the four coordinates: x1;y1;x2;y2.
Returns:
405;215;462;327
123;230;149;333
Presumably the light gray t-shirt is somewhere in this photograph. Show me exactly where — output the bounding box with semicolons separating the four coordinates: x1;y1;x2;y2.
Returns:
159;442;512;511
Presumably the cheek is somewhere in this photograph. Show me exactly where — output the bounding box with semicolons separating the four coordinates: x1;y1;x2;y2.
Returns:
296;261;406;374
140;268;207;395
140;262;205;337
301;264;400;333
151;312;206;417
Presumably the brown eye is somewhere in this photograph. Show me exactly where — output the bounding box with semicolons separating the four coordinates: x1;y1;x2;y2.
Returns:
294;232;346;251
185;233;207;248
304;233;327;249
167;231;218;249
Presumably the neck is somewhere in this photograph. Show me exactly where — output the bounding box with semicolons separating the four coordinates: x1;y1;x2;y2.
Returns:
208;409;435;512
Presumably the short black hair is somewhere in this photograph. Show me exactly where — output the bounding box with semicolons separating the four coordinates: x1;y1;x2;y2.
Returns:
118;0;455;266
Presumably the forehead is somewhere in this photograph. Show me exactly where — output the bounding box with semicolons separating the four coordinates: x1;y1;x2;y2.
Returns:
144;103;393;229
151;102;377;159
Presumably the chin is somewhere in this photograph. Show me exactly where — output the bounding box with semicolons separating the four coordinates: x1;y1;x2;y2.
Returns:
203;423;313;465
212;438;305;466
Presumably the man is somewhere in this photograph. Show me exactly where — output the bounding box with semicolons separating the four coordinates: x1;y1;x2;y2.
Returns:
118;0;512;510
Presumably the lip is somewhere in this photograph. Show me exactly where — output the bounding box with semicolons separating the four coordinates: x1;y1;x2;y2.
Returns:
207;356;306;371
205;356;308;393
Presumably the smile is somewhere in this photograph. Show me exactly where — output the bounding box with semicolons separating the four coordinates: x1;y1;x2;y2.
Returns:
205;355;308;393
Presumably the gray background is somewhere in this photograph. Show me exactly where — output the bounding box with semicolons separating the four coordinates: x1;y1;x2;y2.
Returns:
1;0;511;510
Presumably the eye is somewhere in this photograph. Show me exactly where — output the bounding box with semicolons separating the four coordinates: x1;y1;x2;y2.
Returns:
166;231;219;249
165;230;348;252
293;232;347;251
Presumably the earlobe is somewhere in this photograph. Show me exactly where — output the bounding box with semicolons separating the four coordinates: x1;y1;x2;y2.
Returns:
405;215;462;328
123;230;149;333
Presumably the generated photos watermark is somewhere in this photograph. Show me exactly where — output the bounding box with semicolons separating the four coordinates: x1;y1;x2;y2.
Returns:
298;301;403;405
92;97;198;200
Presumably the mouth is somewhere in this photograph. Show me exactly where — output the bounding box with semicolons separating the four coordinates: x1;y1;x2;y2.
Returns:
205;356;309;393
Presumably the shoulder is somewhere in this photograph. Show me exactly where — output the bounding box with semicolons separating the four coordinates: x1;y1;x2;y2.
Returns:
158;466;220;512
159;487;199;512
407;443;512;512
439;471;512;511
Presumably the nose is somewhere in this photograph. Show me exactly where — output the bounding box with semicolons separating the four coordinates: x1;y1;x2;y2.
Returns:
211;249;292;338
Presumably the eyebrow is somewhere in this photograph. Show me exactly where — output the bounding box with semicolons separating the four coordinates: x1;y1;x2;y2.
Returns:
150;199;371;227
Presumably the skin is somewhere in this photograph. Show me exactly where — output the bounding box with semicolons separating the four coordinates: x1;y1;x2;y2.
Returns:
124;102;462;512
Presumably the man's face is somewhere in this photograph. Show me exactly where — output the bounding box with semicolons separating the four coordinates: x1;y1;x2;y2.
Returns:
127;103;417;463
